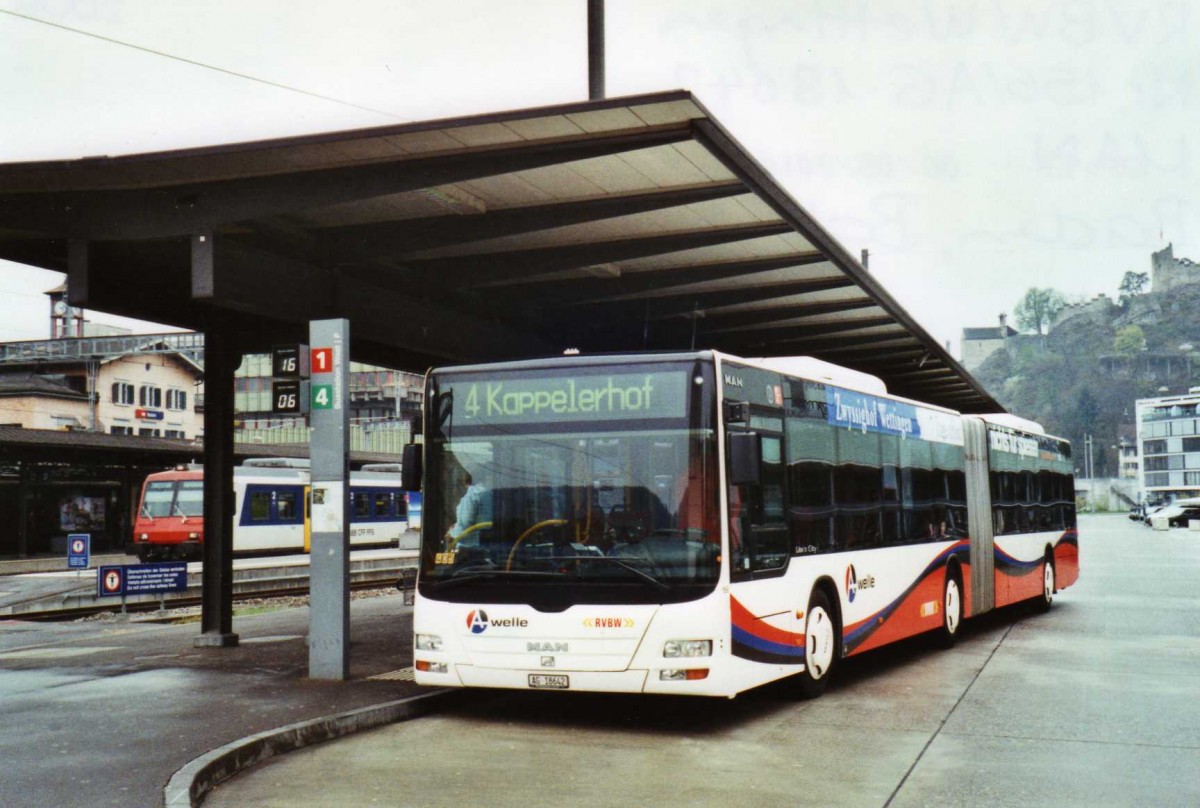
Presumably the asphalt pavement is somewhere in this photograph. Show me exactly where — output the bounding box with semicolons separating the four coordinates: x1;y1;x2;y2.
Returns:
202;514;1200;808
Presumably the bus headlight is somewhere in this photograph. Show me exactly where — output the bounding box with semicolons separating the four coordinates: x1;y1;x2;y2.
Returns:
415;660;448;674
415;633;443;652
663;639;712;658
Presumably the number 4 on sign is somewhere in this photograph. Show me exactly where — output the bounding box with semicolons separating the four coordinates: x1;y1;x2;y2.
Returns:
312;385;333;409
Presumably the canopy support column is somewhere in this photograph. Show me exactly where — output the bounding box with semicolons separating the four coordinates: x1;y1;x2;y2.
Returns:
195;325;239;647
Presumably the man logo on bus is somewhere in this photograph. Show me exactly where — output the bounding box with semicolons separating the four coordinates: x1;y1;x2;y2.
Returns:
846;565;858;603
467;609;489;634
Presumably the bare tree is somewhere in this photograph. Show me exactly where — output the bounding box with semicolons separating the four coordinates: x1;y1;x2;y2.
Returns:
1118;271;1149;306
1014;288;1067;335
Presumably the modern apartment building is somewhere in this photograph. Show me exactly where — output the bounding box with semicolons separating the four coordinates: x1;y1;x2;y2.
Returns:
1136;389;1200;502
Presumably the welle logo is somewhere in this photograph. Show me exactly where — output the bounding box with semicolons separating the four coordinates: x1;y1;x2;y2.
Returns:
465;609;528;634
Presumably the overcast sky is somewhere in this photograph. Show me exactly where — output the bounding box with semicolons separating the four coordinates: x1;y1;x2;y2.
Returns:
2;1;1197;355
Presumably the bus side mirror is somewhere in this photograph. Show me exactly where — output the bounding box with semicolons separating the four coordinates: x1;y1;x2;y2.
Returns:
401;444;423;492
728;431;761;486
724;400;751;425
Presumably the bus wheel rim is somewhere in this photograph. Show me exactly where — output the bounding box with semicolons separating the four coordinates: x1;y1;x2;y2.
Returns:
806;607;835;679
1043;562;1054;601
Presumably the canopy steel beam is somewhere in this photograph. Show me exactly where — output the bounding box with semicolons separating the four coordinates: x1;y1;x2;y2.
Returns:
714;315;897;338
0;124;695;241
691;299;880;331
318;180;748;260
477;252;829;305
404;221;793;287
570;277;859;319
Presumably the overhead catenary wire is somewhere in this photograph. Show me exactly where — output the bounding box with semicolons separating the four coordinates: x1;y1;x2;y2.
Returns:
0;7;406;121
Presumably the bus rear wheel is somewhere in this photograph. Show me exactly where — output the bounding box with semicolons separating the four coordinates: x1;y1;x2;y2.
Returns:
793;589;838;699
1035;556;1055;613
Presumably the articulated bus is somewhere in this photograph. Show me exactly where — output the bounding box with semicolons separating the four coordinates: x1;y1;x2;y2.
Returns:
403;351;1077;698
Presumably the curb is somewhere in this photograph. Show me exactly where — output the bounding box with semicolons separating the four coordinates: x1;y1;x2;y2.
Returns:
163;688;462;807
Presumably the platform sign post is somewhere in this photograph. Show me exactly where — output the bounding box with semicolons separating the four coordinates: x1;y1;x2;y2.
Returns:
67;533;90;570
308;319;350;680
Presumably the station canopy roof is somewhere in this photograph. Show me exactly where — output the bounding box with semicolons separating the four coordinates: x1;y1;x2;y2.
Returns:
0;90;1001;413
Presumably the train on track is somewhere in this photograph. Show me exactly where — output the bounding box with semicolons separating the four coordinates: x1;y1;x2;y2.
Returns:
131;459;409;561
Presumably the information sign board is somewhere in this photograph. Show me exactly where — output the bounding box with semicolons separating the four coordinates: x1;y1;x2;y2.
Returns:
272;344;310;378
67;533;90;569
271;379;309;414
96;563;188;597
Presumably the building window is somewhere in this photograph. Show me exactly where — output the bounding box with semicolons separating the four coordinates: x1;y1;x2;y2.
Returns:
1145;472;1170;487
1144;439;1168;455
1145;456;1169;472
110;426;133;436
166;389;188;411
112;382;135;405
139;385;162;408
138;427;161;437
164;429;186;439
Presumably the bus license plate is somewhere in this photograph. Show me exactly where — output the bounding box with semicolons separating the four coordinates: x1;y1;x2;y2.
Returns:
528;674;569;689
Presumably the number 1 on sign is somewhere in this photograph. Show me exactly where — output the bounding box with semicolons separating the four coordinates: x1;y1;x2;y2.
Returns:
311;347;333;373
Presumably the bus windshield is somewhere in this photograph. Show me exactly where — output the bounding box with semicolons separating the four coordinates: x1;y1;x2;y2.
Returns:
419;361;719;605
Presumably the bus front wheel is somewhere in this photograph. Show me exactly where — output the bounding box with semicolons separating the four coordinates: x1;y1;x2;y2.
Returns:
793;588;839;699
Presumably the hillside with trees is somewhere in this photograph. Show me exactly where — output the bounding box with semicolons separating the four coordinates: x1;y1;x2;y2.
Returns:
972;275;1200;478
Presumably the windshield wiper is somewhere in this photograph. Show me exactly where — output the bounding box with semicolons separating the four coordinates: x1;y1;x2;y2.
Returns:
556;555;671;592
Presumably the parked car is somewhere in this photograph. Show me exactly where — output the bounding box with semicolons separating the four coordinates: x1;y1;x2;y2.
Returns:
1144;497;1200;527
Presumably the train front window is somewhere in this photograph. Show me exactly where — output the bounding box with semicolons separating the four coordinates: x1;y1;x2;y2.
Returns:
420;362;718;604
175;481;204;517
142;482;175;517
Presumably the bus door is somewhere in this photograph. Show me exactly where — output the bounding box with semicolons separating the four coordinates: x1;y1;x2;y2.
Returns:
727;416;790;578
962;417;995;615
304;485;312;552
